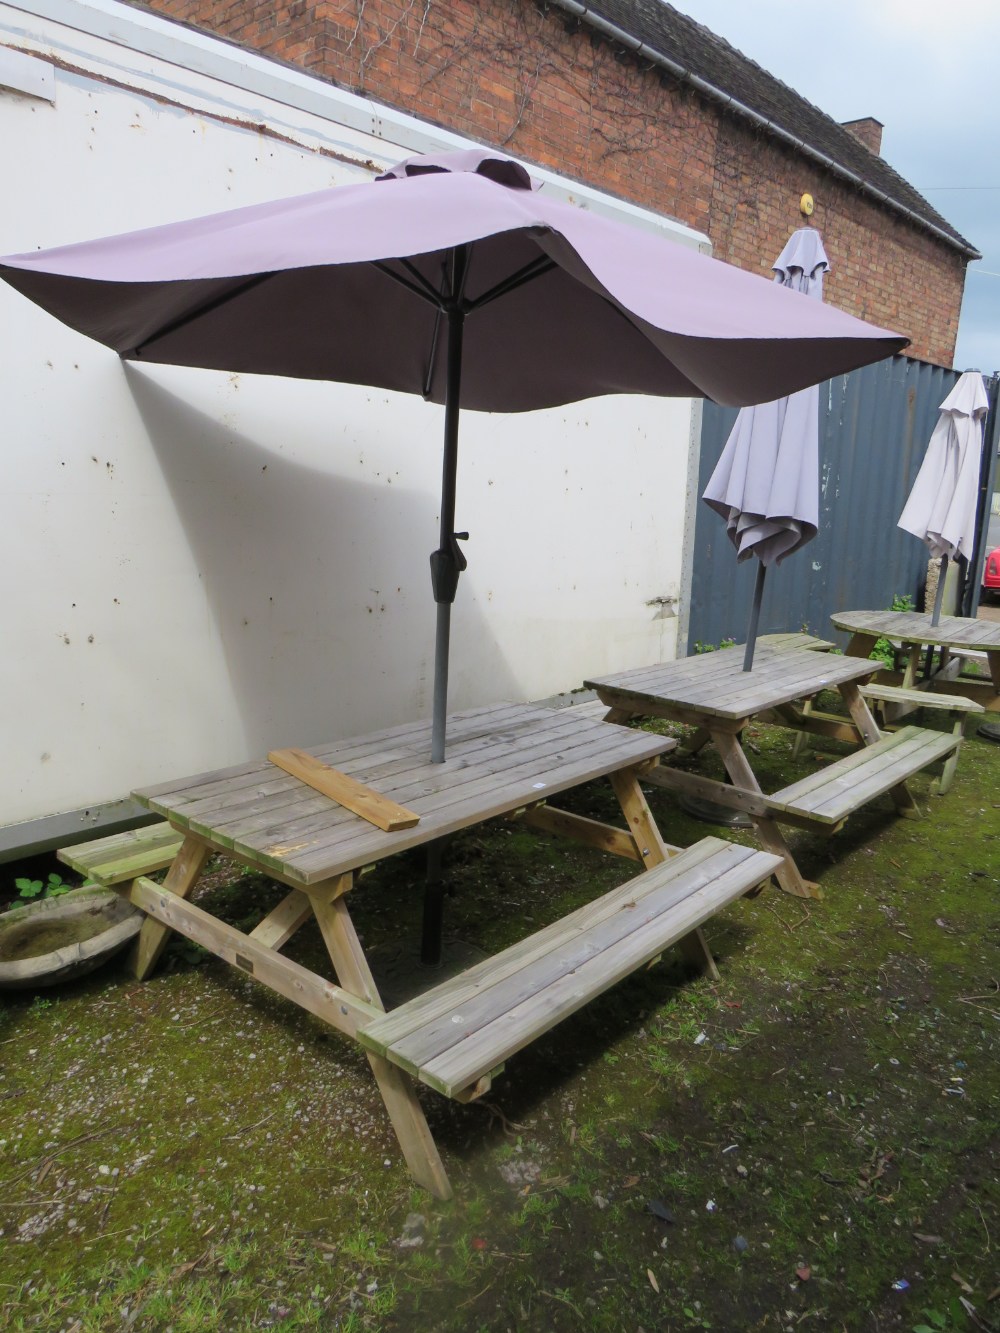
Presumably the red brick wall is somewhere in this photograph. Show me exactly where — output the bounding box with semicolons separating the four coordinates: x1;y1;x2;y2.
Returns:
132;0;965;364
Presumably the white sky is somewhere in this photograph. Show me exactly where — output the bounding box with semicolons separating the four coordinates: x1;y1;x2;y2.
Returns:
668;0;1000;374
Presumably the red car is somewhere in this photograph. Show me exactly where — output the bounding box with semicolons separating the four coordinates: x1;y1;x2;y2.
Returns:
984;546;1000;600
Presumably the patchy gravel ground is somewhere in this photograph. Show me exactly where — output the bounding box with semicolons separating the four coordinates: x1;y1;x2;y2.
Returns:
1;712;998;1332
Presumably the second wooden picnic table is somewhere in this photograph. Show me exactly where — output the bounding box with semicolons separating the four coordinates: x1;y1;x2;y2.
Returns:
586;641;961;899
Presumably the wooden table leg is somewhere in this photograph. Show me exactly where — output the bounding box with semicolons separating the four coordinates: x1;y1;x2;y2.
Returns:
845;631;878;659
312;888;453;1201
602;707;634;725
839;681;920;818
130;834;212;980
902;643;922;689
678;726;714;758
713;733;820;900
609;768;719;980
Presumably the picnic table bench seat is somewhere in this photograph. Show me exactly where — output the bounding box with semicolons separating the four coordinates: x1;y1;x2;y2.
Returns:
357;837;781;1100
764;725;960;826
756;631;836;652
781;686;982;795
58;823;186;884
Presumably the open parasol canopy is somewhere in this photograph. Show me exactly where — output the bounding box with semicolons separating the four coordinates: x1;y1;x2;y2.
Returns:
0;151;907;757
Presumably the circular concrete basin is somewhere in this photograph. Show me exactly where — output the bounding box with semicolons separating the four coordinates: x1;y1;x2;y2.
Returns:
0;887;143;989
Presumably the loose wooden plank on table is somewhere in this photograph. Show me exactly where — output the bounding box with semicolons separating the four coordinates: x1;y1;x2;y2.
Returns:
267;747;420;831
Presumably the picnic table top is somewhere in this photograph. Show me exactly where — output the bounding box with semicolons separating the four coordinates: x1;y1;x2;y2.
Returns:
133;702;671;887
585;643;880;724
831;609;1000;652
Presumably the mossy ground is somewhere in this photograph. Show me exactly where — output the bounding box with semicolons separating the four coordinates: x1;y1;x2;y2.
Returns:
1;711;998;1332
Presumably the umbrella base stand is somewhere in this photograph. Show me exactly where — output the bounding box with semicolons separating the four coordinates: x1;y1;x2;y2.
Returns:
676;791;753;829
978;721;1000;743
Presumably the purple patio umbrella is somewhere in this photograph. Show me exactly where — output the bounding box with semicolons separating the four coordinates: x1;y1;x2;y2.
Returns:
0;152;906;760
701;228;831;670
898;370;988;625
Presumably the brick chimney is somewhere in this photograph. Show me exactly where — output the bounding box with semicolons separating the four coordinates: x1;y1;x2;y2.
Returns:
841;117;884;155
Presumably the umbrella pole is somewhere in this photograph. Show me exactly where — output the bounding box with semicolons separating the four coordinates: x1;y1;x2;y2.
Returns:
429;249;470;764
423;249;470;965
743;561;767;672
930;553;949;628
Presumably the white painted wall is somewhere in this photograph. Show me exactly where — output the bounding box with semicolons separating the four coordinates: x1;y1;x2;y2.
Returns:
0;0;703;834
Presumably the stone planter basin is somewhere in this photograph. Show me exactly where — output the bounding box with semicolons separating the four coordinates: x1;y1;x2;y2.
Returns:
0;887;143;989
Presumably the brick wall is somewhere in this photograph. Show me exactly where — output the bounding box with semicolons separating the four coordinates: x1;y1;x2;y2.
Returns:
131;0;965;365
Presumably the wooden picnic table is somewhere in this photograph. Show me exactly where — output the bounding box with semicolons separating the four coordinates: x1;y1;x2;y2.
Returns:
100;701;779;1198
585;642;961;900
831;609;1000;711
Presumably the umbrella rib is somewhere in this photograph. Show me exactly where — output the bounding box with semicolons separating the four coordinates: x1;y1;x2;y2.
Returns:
465;255;556;313
373;259;444;308
423;306;443;400
125;271;278;357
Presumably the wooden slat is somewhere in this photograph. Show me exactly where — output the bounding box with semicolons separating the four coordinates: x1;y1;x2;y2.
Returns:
421;866;757;1098
267;747;420;831
359;840;780;1098
58;823;186;883
861;684;984;714
757;632;835;652
768;727;957;824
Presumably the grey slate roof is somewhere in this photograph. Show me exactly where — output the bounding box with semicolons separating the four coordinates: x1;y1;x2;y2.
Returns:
555;0;978;257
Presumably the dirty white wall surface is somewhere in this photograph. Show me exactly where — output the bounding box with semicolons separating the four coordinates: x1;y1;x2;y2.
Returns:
0;0;701;836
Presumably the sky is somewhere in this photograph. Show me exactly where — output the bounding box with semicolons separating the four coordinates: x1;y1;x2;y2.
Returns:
668;0;1000;375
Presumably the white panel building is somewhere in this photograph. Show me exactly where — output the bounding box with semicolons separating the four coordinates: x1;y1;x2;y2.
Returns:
0;0;705;854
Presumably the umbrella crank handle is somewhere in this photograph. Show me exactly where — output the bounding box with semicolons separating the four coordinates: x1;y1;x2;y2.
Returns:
430;531;469;605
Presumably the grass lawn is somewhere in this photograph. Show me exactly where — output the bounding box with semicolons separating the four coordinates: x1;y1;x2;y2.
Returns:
1;711;998;1332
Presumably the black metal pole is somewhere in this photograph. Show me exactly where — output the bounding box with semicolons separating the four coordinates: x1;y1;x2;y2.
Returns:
423;247;470;965
743;561;767;671
429;247;469;764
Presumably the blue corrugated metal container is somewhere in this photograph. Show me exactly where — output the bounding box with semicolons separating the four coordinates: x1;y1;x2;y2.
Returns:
687;357;998;652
